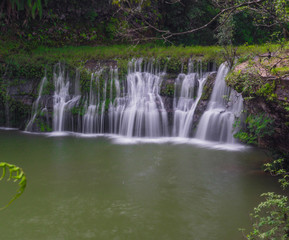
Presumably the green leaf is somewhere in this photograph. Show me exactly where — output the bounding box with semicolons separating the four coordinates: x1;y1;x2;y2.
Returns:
0;162;26;210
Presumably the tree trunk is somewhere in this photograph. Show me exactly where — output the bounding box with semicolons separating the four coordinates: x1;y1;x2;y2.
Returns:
283;27;288;41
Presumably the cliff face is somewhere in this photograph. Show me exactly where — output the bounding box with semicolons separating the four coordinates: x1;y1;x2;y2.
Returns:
0;59;217;132
0;79;35;129
3;54;289;154
227;53;289;154
244;97;289;153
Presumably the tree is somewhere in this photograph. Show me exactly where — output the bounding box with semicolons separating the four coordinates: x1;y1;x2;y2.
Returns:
112;0;289;43
215;0;289;40
0;0;48;22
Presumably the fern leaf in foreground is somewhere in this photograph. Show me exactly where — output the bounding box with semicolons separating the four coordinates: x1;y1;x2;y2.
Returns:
0;162;26;210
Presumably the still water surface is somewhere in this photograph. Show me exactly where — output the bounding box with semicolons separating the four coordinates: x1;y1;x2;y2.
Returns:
0;130;282;240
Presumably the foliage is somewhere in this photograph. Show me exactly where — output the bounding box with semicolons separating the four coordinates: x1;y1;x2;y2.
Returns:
215;13;235;46
214;0;289;41
271;66;289;77
226;68;278;101
112;0;151;8
243;192;289;240
253;0;289;40
0;0;48;20
1;0;287;45
264;157;289;190
0;162;26;210
158;0;218;45
234;114;274;145
160;82;174;97
110;0;289;44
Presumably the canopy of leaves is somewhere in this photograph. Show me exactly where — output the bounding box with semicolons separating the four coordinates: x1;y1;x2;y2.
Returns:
0;0;288;45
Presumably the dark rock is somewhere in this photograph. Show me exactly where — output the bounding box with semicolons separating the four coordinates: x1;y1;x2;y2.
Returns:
244;97;289;153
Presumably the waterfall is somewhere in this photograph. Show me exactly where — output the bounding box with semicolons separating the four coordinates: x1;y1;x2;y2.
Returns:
71;59;168;137
26;59;244;145
53;64;80;132
25;75;47;131
82;67;120;134
195;63;244;143
173;60;209;137
115;59;168;137
82;71;102;134
100;73;107;133
108;67;120;133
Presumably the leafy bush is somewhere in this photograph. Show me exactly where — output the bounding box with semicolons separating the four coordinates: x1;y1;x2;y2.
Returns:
243;192;289;240
234;114;274;145
265;157;289;190
226;68;278;101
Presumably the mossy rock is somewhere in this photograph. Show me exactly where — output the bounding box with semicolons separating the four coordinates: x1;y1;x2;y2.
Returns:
201;72;216;100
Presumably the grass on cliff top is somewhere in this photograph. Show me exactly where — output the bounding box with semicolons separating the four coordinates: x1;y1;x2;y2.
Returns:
1;39;288;68
10;44;225;67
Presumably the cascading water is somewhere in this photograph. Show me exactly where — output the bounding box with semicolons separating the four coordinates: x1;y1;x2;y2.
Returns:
53;64;80;132
108;67;121;134
195;63;244;143
26;59;244;146
82;71;102;134
115;59;168;137
76;59;168;137
82;67;120;134
173;60;210;137
25;75;47;131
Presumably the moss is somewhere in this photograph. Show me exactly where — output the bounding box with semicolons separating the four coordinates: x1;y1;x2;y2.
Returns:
201;73;216;100
161;82;175;97
37;119;52;132
226;68;278;102
271;66;289;76
0;93;31;129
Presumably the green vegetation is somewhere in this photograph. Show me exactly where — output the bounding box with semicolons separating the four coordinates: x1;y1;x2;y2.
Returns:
0;162;26;210
227;69;277;102
265;157;289;190
1;41;285;76
242;192;289;240
242;151;289;239
1;0;288;48
234;114;274;145
271;66;289;76
160;82;174;97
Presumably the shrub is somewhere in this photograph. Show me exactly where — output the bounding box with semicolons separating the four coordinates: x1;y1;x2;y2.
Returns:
243;192;289;240
234;114;274;145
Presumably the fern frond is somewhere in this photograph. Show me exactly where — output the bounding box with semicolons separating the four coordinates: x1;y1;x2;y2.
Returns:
0;162;27;210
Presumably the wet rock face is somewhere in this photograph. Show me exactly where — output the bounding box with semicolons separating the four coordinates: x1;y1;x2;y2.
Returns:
192;99;209;130
160;77;175;113
0;78;37;128
159;72;217;128
244;97;289;153
201;72;216;101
